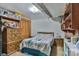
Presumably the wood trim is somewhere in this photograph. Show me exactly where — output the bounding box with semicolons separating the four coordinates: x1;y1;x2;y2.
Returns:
37;32;54;37
37;32;54;34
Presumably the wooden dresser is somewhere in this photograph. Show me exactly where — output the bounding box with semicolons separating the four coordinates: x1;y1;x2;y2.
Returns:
1;17;31;55
2;28;22;55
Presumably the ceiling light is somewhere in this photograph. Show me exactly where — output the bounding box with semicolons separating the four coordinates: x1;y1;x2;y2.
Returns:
29;6;40;13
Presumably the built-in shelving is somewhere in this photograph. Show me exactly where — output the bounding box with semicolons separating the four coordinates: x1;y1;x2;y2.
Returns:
62;13;71;25
62;3;79;56
61;3;73;32
0;7;21;21
0;15;20;22
61;3;79;32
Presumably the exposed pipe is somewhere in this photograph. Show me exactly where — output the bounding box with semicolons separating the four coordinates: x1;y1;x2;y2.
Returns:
33;3;55;20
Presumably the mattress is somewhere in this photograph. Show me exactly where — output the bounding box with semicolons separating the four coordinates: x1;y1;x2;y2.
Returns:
20;34;54;56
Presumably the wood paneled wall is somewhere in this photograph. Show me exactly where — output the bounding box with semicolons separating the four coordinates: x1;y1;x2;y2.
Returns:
19;18;31;39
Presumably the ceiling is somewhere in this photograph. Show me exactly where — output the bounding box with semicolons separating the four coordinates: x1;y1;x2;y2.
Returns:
44;3;66;17
0;3;66;20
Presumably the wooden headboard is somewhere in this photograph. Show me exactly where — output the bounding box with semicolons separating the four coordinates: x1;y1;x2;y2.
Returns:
37;32;54;37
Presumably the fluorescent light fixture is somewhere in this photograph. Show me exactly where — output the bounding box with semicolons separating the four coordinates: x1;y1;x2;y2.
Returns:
29;6;40;13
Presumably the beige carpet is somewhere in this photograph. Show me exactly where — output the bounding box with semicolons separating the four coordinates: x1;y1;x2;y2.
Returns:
10;52;26;56
50;46;64;56
56;46;64;56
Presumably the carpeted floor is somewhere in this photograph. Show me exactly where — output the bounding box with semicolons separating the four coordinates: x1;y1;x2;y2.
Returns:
10;52;26;56
50;46;64;56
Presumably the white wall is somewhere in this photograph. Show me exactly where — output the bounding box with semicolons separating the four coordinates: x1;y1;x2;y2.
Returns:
31;18;64;38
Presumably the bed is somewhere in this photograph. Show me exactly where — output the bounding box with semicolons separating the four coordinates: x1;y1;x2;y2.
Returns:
20;32;54;56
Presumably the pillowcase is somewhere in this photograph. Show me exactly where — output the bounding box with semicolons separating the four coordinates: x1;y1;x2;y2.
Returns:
36;33;53;39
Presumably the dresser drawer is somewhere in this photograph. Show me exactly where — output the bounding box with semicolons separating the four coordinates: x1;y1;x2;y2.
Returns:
7;43;16;55
7;29;21;43
7;40;20;55
14;41;20;51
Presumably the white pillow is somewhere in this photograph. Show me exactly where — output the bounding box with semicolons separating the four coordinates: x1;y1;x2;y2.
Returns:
37;33;53;39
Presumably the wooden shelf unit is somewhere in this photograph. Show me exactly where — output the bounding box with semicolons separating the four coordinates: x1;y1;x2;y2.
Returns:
0;16;20;22
61;13;72;25
61;3;79;32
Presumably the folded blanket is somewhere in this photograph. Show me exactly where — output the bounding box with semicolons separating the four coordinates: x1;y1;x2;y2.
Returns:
21;47;47;56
